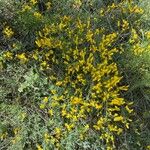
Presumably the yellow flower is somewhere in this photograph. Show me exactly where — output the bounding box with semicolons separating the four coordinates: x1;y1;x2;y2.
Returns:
110;98;125;106
46;2;51;10
40;103;45;109
0;132;8;140
48;109;53;116
35;39;42;47
71;97;82;105
12;43;17;48
34;12;43;19
43;26;51;36
40;61;47;67
17;53;28;63
100;9;104;16
130;5;144;14
21;113;26;121
73;0;82;9
56;143;60;148
145;31;150;39
12;136;20;144
86;30;94;43
22;5;31;12
32;53;38;60
43;97;48;103
50;89;56;94
147;145;150;150
132;43;144;55
125;105;133;113
37;144;43;150
125;122;130;129
3;26;14;38
30;0;37;5
114;116;123;122
61;109;67;116
108;125;122;133
65;123;74;131
84;124;89;130
13;128;20;135
56;81;63;86
0;62;3;70
44;133;50;143
3;51;13;60
122;19;129;30
55;127;61;137
93;118;104;130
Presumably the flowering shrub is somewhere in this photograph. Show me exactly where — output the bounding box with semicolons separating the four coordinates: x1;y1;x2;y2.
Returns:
0;0;150;149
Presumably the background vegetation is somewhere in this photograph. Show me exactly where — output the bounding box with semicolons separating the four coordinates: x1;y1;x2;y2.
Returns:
0;0;150;150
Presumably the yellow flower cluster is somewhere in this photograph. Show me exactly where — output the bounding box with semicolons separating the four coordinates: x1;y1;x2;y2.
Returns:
3;26;14;38
30;0;37;5
17;53;28;63
34;12;43;19
129;28;150;56
129;5;144;14
22;0;51;12
72;0;82;10
3;51;13;60
0;132;8;140
33;14;133;149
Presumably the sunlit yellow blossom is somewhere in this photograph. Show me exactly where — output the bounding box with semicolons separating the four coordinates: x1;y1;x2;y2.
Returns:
44;133;50;143
56;81;63;86
3;26;14;38
114;116;124;122
130;5;144;14
132;43;144;55
17;53;28;63
37;144;43;150
48;109;53;116
3;52;13;60
71;97;82;105
30;0;37;5
40;103;45;109
93;118;104;130
84;124;89;130
46;2;51;10
147;145;150;150
108;125;123;135
125;105;133;113
22;5;31;12
21;113;26;121
40;61;47;67
61;109;67;116
43;97;48;103
35;39;42;47
13;128;20;135
79;134;84;140
0;132;8;140
145;31;150;39
32;53;38;60
65;123;74;131
122;19;129;30
73;0;82;9
86;30;94;43
110;98;125;106
12;136;20;144
100;9;104;16
55;127;61;137
34;12;43;19
43;26;51;36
